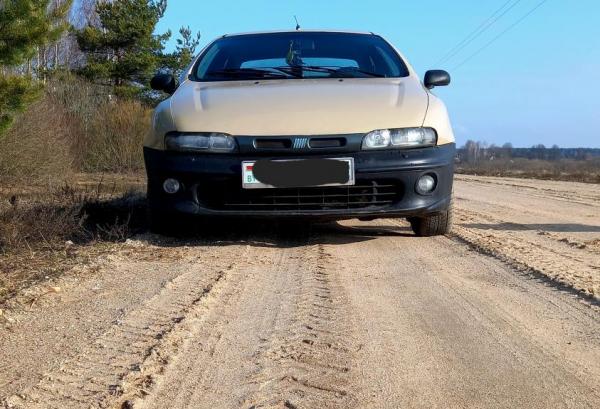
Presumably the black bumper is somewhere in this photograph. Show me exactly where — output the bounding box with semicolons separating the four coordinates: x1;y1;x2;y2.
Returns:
144;143;455;220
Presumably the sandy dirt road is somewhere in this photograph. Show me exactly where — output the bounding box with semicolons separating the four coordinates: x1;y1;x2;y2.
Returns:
1;175;599;408
453;175;600;297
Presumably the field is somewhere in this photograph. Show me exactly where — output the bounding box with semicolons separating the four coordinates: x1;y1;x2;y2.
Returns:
457;158;600;184
1;174;599;408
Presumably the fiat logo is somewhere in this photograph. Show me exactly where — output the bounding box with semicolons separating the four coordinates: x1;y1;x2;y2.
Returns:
293;137;309;149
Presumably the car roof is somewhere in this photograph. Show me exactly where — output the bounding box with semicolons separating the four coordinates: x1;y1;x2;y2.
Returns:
222;29;376;38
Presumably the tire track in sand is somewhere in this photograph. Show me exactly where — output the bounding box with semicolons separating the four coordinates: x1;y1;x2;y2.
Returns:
242;243;356;409
3;244;252;409
134;232;357;409
451;207;600;300
455;175;600;208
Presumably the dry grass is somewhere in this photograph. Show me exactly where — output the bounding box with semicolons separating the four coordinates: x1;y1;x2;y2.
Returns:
456;158;600;184
0;178;147;303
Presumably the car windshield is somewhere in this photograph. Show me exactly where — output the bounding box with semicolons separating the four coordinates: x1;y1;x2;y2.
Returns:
193;32;410;81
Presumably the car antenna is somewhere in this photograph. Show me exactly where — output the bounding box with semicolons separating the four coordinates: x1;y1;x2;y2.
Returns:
294;16;301;31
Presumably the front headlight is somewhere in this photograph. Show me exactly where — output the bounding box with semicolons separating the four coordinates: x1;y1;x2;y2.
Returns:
165;132;237;153
362;128;437;150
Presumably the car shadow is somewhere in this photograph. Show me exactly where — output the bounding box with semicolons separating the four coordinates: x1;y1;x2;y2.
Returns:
74;192;417;248
460;223;600;233
144;219;415;249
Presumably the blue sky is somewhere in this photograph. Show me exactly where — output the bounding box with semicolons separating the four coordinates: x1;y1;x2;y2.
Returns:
155;0;600;148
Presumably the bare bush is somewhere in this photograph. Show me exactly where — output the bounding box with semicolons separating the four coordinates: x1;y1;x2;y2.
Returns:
0;93;74;184
0;74;150;183
79;100;149;172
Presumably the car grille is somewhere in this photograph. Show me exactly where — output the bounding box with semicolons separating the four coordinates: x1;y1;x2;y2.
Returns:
198;180;402;211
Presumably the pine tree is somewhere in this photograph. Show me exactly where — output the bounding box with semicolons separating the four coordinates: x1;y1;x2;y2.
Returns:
0;0;71;136
75;0;172;98
174;26;200;75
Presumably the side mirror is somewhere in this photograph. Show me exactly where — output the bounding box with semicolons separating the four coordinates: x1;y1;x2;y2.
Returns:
424;70;451;89
150;73;177;94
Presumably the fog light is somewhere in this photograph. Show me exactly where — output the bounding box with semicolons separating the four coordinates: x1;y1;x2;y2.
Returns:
163;178;180;194
416;174;436;195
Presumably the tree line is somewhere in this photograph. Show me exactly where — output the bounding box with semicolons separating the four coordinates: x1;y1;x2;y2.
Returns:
0;0;200;137
458;140;600;163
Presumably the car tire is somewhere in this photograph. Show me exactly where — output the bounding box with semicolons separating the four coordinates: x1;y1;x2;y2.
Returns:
408;198;453;237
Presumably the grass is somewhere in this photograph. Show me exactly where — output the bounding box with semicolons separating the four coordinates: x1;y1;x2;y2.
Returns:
0;177;147;304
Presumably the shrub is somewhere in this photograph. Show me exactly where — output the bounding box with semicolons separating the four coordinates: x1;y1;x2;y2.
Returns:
0;91;73;184
0;74;150;183
79;99;150;172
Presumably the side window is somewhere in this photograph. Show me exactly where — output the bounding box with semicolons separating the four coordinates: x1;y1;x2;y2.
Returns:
196;45;222;78
374;46;401;77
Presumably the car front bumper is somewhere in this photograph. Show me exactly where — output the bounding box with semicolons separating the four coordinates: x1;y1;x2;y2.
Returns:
144;143;455;220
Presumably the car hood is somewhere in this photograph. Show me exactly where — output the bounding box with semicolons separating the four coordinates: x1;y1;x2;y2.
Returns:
169;77;429;136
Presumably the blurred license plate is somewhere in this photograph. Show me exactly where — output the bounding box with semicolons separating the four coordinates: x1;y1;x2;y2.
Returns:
242;158;355;189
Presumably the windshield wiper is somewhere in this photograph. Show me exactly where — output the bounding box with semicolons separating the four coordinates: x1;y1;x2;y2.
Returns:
336;67;386;78
205;68;291;79
275;65;386;78
206;66;387;80
272;65;351;78
296;65;339;74
267;66;303;78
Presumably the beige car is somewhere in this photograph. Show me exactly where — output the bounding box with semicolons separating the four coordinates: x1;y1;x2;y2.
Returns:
147;30;455;236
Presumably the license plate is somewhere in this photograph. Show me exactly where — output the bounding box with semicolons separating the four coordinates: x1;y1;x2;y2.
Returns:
242;158;355;189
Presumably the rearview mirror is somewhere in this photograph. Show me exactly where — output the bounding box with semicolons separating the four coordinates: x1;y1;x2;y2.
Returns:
424;70;451;89
150;73;177;94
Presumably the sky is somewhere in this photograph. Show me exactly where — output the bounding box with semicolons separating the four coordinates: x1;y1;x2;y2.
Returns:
155;0;600;148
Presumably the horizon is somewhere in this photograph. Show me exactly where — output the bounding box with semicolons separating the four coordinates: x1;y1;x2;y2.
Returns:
456;143;600;150
154;0;600;149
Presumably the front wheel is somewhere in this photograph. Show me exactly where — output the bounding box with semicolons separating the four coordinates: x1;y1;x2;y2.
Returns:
408;200;453;237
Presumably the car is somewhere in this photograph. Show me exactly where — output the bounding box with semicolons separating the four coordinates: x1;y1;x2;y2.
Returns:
146;30;455;236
